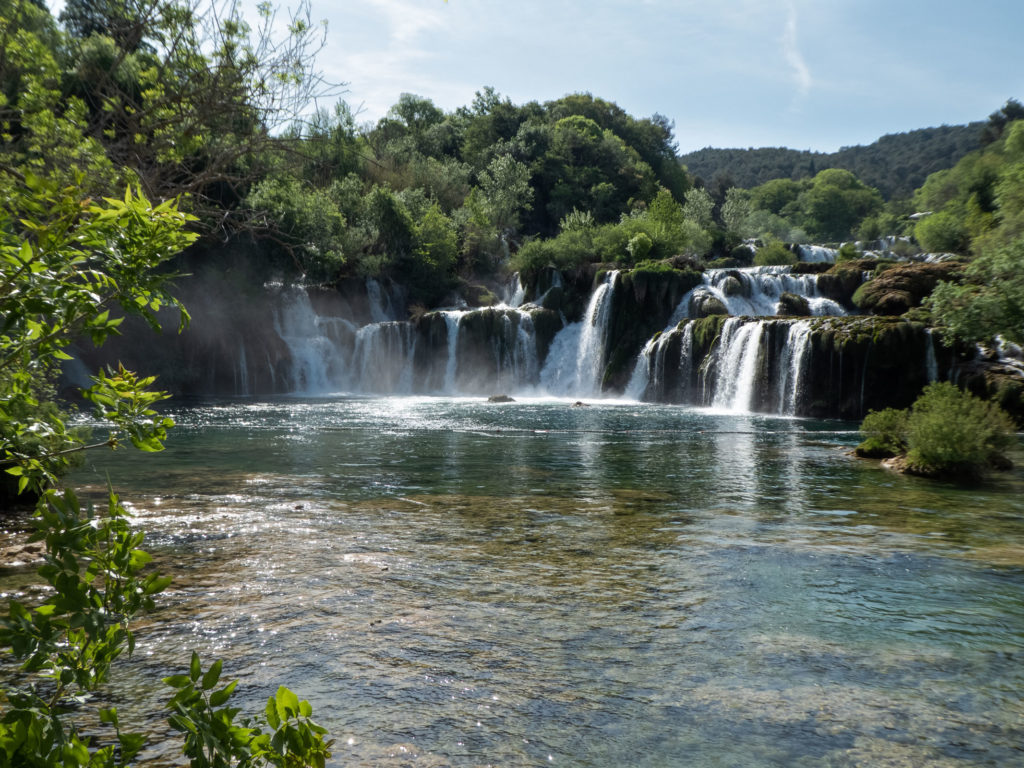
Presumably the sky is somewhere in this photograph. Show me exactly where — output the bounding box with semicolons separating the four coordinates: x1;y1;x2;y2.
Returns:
48;0;1024;155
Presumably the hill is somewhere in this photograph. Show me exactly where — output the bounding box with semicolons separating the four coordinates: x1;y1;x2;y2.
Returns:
680;122;984;199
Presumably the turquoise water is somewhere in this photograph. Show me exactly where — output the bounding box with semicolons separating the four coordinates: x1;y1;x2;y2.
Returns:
37;398;1024;765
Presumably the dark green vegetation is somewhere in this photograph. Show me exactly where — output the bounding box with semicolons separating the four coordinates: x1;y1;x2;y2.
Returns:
1;0;1022;761
857;382;1016;479
2;1;333;765
680;122;985;200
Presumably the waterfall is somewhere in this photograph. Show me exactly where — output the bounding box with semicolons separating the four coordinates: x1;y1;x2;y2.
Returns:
625;338;655;400
924;328;939;383
625;325;693;402
501;273;526;308
441;310;467;393
777;320;813;415
274;286;340;394
366;278;396;322
710;319;766;412
797;245;838;263
540;271;619;396
509;311;539;389
672;265;848;319
351;322;416;394
236;345;250;397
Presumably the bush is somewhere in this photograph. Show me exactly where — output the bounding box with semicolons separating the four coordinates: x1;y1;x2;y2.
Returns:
753;241;797;266
836;242;861;262
904;382;1016;477
914;210;969;254
856;407;910;457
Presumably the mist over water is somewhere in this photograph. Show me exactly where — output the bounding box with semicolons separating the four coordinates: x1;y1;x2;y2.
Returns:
41;397;1024;767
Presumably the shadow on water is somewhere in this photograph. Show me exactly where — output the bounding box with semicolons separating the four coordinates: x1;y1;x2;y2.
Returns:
5;397;1023;766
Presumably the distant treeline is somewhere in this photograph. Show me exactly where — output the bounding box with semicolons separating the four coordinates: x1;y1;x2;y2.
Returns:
681;123;985;200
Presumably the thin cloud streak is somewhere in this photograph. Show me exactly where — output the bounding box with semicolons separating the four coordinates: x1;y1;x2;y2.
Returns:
783;1;812;103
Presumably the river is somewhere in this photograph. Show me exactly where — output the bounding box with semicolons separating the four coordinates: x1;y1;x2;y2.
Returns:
25;397;1024;765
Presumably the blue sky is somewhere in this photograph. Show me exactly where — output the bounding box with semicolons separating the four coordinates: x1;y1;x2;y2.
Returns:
47;0;1024;154
306;0;1024;153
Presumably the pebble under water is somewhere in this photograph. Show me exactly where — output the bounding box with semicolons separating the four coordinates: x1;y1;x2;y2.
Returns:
10;397;1024;767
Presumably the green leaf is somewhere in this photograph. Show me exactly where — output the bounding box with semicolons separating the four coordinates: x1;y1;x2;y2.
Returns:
99;707;119;726
201;659;222;691
209;679;238;707
164;674;192;689
275;686;301;720
265;693;281;730
190;650;201;681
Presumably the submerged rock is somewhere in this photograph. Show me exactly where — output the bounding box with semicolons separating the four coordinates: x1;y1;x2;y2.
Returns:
487;394;515;403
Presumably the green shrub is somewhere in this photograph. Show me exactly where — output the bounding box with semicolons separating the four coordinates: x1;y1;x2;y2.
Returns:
914;210;970;254
904;382;1016;477
753;241;797;266
836;242;861;262
627;231;653;262
631;258;677;276
856;407;909;457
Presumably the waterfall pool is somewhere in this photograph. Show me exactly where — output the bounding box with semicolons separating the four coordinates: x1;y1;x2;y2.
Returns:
10;397;1024;766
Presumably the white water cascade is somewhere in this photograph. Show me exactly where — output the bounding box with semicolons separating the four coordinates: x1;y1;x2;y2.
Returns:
797;245;839;263
684;266;847;318
350;321;417;393
924;328;939;383
540;271;619;396
626;323;695;402
710;319;767;412
776;320;814;414
273;286;354;393
441;310;467;392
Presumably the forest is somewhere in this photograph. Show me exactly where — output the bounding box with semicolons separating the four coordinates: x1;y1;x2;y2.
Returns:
2;0;1024;765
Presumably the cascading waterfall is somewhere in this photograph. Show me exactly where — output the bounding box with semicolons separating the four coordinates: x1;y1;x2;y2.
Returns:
777;320;813;415
236;345;250;397
710;319;766;412
501;273;526;308
924;328;939;383
540;271;619;396
798;245;838;263
350;322;416;393
365;278;395;322
273;286;343;394
625;323;696;402
685;266;847;318
441;310;466;393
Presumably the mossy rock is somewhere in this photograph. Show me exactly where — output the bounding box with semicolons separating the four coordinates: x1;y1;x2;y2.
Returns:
853;261;965;316
462;283;498;307
692;295;728;318
778;292;811;316
855;439;900;459
690;315;729;355
720;275;744;297
537;284;564;311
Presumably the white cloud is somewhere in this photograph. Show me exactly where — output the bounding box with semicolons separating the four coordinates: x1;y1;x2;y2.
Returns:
783;1;812;102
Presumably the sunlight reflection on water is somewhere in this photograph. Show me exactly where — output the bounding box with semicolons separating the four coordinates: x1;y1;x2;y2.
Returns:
11;397;1023;766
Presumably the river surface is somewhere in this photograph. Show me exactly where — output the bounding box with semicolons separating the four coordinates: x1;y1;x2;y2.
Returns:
12;397;1024;766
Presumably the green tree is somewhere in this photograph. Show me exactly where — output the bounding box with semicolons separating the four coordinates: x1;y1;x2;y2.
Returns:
797;169;883;241
402;203;457;304
927;236;1024;345
477;154;534;233
913;210;969;253
682;187;714;229
721;187;751;236
0;177;332;766
2;0;339;231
